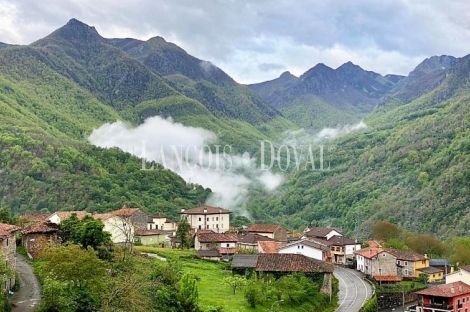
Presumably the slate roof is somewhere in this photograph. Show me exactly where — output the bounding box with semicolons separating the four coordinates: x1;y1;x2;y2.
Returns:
238;233;275;244
22;221;59;235
328;235;357;245
231;254;259;268
136;230;167;236
460;265;470;273
258;241;279;253
246;224;283;233
279;238;329;252
180;206;232;215
197;250;220;258
0;223;21;238
386;249;427;261
429;259;451;267
196;233;238;243
304;227;342;238
20;213;50;223
416;281;470;297
256;254;334;273
417;267;443;274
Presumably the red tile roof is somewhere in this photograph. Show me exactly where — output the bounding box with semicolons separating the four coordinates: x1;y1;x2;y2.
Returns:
180;206;232;215
22;221;59;235
354;247;385;259
373;275;401;282
256;254;334;273
0;223;21;238
111;208;142;217
367;240;383;248
20;213;50;223
92;213;114;221
196;233;238;243
136;230;167;236
53;211;89;220
246;224;283;233
416;281;470;297
258;241;279;254
386;248;427;261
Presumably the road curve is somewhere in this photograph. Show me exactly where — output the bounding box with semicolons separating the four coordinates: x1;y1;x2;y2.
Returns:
334;266;372;312
11;254;41;312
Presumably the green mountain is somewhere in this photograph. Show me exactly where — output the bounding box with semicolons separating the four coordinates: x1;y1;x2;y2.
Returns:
249;62;404;130
248;54;470;239
0;18;296;217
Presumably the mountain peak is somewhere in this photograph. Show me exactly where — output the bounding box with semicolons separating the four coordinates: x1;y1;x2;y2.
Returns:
49;18;103;42
279;71;297;79
409;55;458;78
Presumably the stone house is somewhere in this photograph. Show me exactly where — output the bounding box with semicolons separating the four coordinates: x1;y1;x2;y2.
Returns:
237;233;276;251
354;248;401;283
0;223;21;290
386;249;430;280
22;221;60;259
195;232;238;259
111;207;148;231
245;224;287;243
17;213;49;228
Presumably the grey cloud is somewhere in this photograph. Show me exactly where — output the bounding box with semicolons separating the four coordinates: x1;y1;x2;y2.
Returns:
258;62;285;72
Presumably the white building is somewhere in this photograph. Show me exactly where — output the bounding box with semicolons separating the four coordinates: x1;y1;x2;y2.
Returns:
180;206;231;233
47;211;90;224
93;213;135;245
278;239;330;262
446;265;470;285
147;214;177;231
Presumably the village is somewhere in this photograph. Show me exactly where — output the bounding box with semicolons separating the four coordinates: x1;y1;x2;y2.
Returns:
0;205;468;311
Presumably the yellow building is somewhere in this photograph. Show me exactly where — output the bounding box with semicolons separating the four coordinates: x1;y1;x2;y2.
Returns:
386;249;443;282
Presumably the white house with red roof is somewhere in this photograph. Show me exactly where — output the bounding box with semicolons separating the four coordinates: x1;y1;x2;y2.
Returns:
180;206;231;233
278;238;331;262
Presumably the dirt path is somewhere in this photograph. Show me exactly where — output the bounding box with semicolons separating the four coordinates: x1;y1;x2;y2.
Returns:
11;254;41;312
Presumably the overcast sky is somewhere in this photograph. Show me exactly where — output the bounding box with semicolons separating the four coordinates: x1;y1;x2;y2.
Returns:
1;0;470;83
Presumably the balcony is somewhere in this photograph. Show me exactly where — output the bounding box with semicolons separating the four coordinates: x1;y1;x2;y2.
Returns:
418;302;453;311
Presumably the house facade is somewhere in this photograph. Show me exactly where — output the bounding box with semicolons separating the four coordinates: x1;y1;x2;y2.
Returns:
47;211;89;224
111;207;148;231
195;232;237;259
147;214;177;231
237;233;276;250
417;267;444;283
0;223;21;290
93;213;135;245
387;249;430;280
446;265;470;285
22;221;60;259
135;230;168;246
416;281;470;312
245;224;287;243
354;248;401;283
180;206;231;233
278;239;330;262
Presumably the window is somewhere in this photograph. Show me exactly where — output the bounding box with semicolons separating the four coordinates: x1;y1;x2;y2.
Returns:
301;245;304;249
206;225;209;229
206;244;210;248
199;217;201;221
6;238;8;246
198;225;201;229
297;246;300;249
155;225;158;230
226;244;230;247
405;269;408;275
207;218;209;221
404;261;408;266
216;217;219;221
216;224;219;228
397;260;401;265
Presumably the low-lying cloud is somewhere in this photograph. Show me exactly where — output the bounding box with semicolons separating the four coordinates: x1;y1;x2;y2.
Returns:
88;116;284;215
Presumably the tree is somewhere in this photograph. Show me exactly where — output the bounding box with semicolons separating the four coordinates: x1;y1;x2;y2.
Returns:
371;221;400;242
223;276;247;295
382;238;409;250
177;274;199;312
230;215;252;228
417;273;429;285
405;232;447;257
176;217;192;249
79;215;111;250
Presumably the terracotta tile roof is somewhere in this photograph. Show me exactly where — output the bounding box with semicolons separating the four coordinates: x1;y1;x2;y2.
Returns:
417;267;443;274
354;247;384;259
373;275;401;282
328;235;358;245
197;233;238;243
191;229;214;237
22;221;59;235
367;240;383;248
256;254;334;273
258;241;279;253
0;223;21;238
136;230;167;236
219;247;236;254
53;211;90;220
92;213;114;221
111;208;142;217
246;224;283;233
20;213;49;223
304;227;342;238
180;206;232;215
197;250;219;258
232;254;259;268
416;281;470;297
238;233;275;244
386;248;427;261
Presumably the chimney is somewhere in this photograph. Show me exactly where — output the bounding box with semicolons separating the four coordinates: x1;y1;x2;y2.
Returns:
424;254;428;259
181;208;185;213
459;285;463;292
204;207;207;214
369;248;372;254
451;287;455;294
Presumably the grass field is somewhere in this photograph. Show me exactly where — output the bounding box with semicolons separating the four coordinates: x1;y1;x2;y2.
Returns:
135;247;282;311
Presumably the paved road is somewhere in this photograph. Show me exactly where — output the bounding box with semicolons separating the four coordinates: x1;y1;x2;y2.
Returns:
334;267;372;312
11;254;41;312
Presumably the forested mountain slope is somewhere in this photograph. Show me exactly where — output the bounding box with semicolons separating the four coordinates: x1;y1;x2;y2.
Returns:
247;54;470;239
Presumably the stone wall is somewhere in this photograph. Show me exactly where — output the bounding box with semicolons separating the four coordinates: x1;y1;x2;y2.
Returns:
23;232;60;259
132;210;149;231
0;234;17;290
377;289;423;310
320;272;332;295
